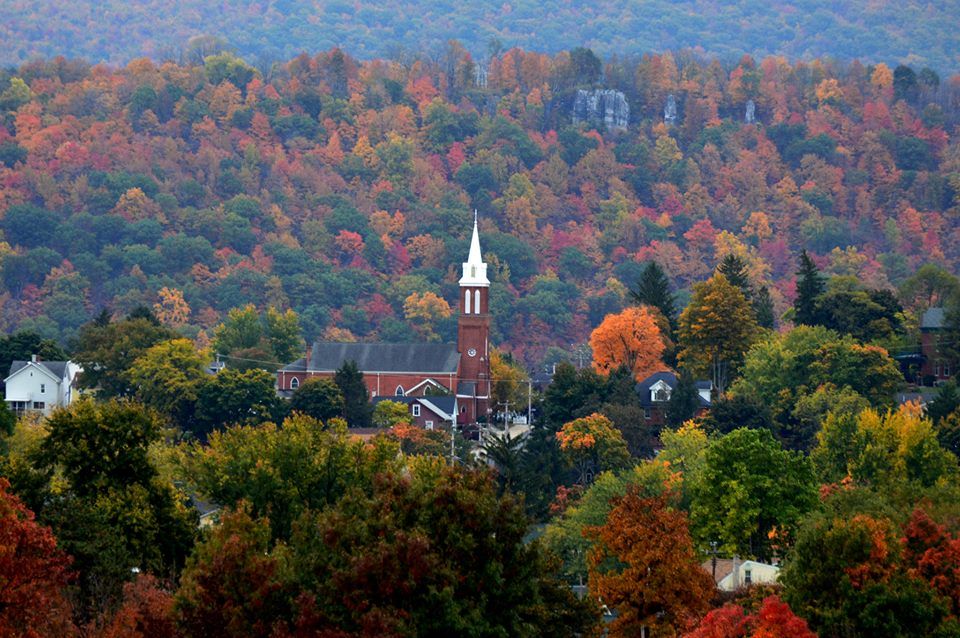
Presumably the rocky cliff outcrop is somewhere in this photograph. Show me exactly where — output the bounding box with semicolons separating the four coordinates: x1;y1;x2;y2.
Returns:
572;89;629;130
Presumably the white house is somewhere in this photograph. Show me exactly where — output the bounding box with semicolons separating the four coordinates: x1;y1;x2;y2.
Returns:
703;557;780;591
4;355;81;416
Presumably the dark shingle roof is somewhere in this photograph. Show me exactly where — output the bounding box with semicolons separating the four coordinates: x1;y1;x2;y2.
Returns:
8;360;69;380
305;342;459;374
921;307;945;330
635;371;711;408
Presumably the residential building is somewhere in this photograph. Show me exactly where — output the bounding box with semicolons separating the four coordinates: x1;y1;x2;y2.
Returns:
4;355;81;416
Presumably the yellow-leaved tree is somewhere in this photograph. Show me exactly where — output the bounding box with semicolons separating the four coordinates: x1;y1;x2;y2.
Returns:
677;273;758;394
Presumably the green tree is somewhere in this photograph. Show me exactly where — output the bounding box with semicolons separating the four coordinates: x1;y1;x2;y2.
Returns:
811;405;958;487
213;305;302;370
630;261;677;330
754;284;776;329
127;338;208;428
35;399;196;616
180;415;400;541
690;428;817;561
677;274;759;394
73;312;177;397
192;368;281;439
372;399;410;428
794;250;825;326
926;381;959;425
333;360;372;427
0;331;67;384
290;461;597;636
288;378;344;422
717;253;753;301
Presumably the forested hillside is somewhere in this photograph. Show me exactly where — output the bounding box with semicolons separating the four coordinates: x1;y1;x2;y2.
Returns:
0;48;958;365
1;0;959;71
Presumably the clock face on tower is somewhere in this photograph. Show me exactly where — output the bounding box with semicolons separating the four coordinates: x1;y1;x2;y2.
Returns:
467;348;477;357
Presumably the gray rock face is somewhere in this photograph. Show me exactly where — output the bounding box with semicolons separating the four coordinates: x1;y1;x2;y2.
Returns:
664;94;677;124
572;89;629;130
745;99;756;123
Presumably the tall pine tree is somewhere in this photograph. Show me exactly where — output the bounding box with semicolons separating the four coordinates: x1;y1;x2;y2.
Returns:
794;250;825;326
754;285;776;329
630;261;677;330
666;371;700;427
717;254;752;301
334;360;372;427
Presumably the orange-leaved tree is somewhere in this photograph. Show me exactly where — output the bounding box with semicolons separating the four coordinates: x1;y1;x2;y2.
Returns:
556;413;631;485
587;488;714;637
589;306;666;382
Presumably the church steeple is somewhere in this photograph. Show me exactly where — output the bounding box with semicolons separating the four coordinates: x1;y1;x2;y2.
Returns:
459;211;489;287
456;212;491;424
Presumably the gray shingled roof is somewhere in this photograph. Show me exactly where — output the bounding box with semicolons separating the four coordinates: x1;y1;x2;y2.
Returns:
8;360;69;380
306;342;460;374
921;307;945;330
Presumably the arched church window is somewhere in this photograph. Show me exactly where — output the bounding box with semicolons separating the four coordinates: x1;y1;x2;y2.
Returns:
465;289;471;314
474;289;480;314
290;377;300;390
395;386;405;396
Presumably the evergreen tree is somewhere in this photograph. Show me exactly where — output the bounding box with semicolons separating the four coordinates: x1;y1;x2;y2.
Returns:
666;371;700;428
926;381;959;425
754;285;776;329
334;360;372;427
630;261;677;330
794;250;825;326
717;254;752;301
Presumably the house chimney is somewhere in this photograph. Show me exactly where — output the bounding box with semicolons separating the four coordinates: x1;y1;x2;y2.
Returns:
30;354;37;363
305;344;312;366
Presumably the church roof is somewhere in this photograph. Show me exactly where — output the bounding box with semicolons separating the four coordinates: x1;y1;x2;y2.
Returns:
298;342;460;374
459;212;489;286
921;307;945;330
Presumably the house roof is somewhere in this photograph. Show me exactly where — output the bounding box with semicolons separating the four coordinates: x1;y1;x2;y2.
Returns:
372;395;457;421
293;342;460;374
6;360;69;382
921;307;945;330
635;371;711;408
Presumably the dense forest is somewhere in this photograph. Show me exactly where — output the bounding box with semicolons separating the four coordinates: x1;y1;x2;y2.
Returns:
2;1;959;71
0;46;959;367
3;36;960;637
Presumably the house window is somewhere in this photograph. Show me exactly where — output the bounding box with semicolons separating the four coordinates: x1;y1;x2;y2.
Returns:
412;404;421;417
395;386;405;396
32;402;44;410
465;289;471;314
290;377;300;390
10;401;26;415
744;568;752;586
653;387;670;402
945;364;952;377
936;363;942;377
40;383;45;394
644;408;651;420
425;420;434;430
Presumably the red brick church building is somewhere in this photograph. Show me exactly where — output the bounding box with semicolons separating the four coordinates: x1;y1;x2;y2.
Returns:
277;217;492;424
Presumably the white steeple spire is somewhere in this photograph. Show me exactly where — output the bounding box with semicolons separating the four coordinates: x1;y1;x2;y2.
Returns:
459;210;489;286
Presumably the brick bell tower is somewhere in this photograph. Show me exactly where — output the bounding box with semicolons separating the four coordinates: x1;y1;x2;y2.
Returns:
457;213;491;424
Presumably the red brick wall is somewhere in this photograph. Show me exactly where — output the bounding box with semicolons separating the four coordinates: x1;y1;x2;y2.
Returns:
277;369;458;397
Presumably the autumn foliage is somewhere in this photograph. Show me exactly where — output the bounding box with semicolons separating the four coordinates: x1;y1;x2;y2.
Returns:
0;478;76;638
589;306;665;381
683;596;816;638
587;488;714;636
